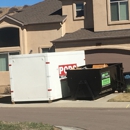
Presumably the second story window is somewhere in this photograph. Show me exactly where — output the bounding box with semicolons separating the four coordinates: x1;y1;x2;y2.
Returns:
73;2;85;20
76;3;84;17
110;0;128;21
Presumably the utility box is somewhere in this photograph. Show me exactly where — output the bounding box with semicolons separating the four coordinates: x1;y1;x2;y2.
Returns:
67;63;125;100
9;51;85;103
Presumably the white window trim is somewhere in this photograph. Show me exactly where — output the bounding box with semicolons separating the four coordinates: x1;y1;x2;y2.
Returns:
107;0;130;25
73;1;85;20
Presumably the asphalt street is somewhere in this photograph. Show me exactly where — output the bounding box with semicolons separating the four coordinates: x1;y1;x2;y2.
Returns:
0;107;130;130
0;93;130;130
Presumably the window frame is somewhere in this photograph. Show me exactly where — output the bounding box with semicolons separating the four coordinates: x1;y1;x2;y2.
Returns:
73;1;85;20
38;46;55;53
107;0;130;25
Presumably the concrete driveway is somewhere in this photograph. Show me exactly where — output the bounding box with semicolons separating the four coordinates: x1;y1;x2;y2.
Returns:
0;93;129;108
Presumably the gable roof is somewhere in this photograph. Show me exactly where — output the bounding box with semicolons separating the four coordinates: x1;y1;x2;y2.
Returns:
7;0;66;25
53;28;130;43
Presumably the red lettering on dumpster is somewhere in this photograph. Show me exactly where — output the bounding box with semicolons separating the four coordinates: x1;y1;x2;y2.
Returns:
59;64;77;76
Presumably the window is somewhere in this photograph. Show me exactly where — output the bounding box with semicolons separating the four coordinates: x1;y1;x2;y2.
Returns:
0;27;20;47
110;0;128;21
73;2;85;20
42;48;50;53
0;52;19;71
76;3;84;17
41;47;55;53
0;54;8;71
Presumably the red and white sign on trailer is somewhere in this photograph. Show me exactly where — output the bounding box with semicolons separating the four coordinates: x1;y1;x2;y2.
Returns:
59;64;77;76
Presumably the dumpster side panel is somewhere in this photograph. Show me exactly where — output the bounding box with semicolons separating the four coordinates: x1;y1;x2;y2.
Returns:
101;63;125;92
67;69;101;99
67;63;125;100
100;66;117;93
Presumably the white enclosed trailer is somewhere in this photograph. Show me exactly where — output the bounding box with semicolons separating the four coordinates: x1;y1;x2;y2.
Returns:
9;51;85;103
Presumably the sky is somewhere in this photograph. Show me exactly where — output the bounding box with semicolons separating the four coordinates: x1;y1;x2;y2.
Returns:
0;0;43;7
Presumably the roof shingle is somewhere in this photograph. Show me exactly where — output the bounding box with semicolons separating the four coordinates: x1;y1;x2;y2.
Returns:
10;0;66;25
53;28;130;43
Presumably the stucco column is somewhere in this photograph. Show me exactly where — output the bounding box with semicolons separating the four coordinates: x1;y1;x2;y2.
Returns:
20;28;28;54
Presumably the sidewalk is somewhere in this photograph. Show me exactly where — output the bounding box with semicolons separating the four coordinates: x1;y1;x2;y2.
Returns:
0;93;130;108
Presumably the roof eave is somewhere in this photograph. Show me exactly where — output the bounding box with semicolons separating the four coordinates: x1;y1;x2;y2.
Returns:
52;35;130;43
0;15;24;26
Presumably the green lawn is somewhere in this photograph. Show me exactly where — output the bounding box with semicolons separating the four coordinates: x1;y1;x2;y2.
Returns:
0;121;60;130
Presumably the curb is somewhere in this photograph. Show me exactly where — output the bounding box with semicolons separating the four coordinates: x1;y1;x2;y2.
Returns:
56;126;86;130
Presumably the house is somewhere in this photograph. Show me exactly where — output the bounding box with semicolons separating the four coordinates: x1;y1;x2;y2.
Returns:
0;0;129;93
53;0;130;73
0;0;67;93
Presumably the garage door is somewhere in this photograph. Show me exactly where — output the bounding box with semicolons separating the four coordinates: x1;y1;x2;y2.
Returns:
85;49;130;72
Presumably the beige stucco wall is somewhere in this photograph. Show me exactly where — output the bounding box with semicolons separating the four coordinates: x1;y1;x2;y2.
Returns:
62;22;66;37
26;23;63;53
62;0;85;33
93;0;130;32
0;72;10;94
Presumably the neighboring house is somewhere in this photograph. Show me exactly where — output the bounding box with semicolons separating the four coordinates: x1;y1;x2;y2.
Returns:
0;0;130;93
